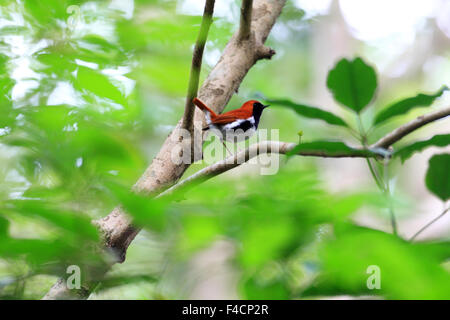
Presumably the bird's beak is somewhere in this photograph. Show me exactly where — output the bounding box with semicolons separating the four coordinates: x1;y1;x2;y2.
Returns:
264;104;270;109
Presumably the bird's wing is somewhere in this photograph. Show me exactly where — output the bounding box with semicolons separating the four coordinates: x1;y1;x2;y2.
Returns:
211;109;253;125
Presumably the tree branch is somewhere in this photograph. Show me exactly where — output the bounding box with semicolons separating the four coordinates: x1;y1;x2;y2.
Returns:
157;141;364;197
161;107;450;197
371;106;450;149
181;0;215;134
410;204;449;242
238;0;253;41
43;0;287;300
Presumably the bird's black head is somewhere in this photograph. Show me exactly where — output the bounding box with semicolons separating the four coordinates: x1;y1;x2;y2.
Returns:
252;101;269;126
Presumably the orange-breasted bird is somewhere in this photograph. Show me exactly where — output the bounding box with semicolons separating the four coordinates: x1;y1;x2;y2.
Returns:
193;97;269;154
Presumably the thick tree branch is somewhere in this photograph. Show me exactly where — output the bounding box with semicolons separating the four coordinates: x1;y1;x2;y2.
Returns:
161;107;450;196
43;0;287;300
238;0;253;41
181;0;215;134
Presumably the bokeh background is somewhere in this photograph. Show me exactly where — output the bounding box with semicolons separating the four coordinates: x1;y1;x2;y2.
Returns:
0;0;449;299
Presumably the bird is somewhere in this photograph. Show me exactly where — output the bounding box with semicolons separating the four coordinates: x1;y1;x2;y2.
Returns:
193;97;269;155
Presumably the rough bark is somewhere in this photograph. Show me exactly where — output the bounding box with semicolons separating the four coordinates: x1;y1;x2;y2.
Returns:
239;0;253;41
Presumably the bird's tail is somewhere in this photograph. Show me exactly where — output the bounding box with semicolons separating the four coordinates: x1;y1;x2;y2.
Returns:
193;98;218;121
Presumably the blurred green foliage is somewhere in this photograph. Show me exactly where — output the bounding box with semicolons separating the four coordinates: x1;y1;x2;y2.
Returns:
306;225;450;299
0;0;448;300
0;0;147;298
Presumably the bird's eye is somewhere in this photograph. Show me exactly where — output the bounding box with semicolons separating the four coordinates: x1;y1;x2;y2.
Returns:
253;102;263;108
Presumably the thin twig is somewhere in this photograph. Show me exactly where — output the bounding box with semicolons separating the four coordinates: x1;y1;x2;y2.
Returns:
384;158;397;235
181;0;215;133
358;113;398;235
372;106;450;149
238;0;253;41
366;158;383;189
357;114;384;189
410;204;449;242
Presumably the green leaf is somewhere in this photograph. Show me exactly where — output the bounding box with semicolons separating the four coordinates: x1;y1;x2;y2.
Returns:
75;66;126;105
425;153;450;201
327;57;377;113
396;134;450;163
266;98;348;127
286;141;373;158
374;86;448;125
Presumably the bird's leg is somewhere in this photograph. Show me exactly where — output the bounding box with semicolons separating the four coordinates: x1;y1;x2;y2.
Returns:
234;136;244;153
222;140;234;157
